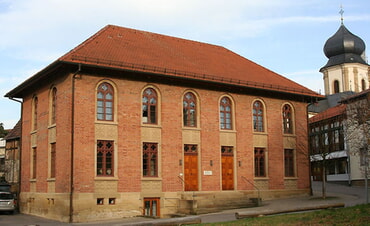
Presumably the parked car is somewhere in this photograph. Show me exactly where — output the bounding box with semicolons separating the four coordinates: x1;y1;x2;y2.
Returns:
0;192;15;214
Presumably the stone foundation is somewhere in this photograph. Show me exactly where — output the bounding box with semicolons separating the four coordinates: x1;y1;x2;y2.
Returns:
19;188;310;223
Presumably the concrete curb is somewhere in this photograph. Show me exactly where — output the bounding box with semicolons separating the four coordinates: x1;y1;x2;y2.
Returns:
235;203;345;219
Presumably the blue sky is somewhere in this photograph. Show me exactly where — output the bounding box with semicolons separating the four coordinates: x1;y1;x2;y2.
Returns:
1;0;369;129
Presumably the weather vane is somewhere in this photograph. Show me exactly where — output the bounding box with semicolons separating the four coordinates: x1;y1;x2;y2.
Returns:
339;4;344;24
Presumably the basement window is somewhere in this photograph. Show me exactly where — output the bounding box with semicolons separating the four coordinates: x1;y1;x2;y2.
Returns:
97;198;104;205
109;198;116;205
143;197;160;217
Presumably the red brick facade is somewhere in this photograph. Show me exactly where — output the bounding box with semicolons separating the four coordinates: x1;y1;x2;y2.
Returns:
6;25;320;222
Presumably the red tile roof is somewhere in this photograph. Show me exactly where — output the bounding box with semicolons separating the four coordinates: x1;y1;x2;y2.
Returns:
59;25;321;98
309;104;346;123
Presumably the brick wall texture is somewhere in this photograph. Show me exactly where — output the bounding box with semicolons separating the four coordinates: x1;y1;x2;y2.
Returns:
19;71;310;222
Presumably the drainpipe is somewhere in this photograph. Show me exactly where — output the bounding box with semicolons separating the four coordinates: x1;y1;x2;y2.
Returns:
8;97;22;212
70;64;81;223
307;101;313;196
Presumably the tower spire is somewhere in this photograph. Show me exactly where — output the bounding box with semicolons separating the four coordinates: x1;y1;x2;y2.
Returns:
339;4;344;24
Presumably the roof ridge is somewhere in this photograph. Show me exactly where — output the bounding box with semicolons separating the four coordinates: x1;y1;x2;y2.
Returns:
124;26;224;49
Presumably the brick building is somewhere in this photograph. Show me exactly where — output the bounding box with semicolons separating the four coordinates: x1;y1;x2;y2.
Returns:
5;25;322;222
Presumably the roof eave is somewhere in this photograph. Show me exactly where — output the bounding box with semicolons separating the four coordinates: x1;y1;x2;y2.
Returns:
4;60;63;98
63;60;324;102
5;57;323;102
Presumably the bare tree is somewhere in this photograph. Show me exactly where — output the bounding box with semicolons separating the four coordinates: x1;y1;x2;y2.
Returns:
342;91;370;203
309;109;345;199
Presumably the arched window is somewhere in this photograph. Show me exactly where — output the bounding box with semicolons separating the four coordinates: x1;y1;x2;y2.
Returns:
183;92;197;127
253;100;264;132
142;88;157;124
50;87;57;125
361;79;366;91
32;96;38;131
220;96;232;130
282;104;293;134
97;82;114;121
333;80;340;93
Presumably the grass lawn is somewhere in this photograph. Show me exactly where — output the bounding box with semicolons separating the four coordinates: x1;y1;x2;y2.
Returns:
194;203;370;226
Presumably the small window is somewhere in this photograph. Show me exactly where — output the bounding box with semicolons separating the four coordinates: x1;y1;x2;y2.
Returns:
220;97;232;130
360;148;367;166
183;92;197;127
109;198;116;205
50;87;57;125
254;148;266;177
97;82;114;121
361;79;366;91
253;101;264;132
142;88;158;124
143;143;158;177
97;198;104;205
50;143;56;178
184;144;198;154
143;198;160;217
96;140;114;176
32;96;38;131
221;146;233;156
333;80;340;94
282;104;293;134
284;149;295;177
337;158;347;174
32;147;37;179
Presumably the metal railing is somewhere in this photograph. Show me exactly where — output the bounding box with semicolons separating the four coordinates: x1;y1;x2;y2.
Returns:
241;176;261;204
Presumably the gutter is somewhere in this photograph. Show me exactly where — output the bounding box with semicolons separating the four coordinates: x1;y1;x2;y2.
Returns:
63;61;324;103
69;64;81;223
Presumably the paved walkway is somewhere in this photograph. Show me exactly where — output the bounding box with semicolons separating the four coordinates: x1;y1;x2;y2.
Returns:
5;181;368;225
73;181;369;225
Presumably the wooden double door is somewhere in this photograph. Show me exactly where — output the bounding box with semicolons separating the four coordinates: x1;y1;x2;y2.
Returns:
221;146;234;190
184;145;199;191
184;150;198;191
184;145;234;191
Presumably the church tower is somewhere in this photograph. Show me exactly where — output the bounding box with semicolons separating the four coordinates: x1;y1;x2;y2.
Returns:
320;13;369;95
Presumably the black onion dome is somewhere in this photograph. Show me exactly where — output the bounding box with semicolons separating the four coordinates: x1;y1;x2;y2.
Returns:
321;24;367;71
